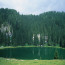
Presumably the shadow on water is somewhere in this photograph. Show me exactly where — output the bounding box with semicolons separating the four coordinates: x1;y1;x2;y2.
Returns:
0;47;65;60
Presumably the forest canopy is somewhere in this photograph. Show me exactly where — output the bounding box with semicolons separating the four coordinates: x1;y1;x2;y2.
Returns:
0;8;65;47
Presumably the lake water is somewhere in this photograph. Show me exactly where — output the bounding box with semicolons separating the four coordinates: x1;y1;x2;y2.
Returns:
0;47;65;60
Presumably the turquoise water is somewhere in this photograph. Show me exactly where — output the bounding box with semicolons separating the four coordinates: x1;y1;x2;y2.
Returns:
0;47;65;60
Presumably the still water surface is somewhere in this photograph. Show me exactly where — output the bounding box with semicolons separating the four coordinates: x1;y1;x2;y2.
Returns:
0;47;65;60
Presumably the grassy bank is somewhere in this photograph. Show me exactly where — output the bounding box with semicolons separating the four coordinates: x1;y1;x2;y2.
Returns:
0;45;64;49
0;57;65;65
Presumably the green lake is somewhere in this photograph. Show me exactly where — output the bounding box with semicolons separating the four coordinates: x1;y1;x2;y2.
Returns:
0;47;65;60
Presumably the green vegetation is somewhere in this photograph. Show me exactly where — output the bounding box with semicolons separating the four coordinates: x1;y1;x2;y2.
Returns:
0;7;65;65
0;8;65;47
0;45;63;49
0;57;65;65
54;50;59;59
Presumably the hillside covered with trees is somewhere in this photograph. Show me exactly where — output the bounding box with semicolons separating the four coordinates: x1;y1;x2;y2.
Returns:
0;8;65;47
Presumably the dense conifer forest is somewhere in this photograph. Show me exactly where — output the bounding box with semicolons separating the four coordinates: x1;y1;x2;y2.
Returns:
0;8;65;47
